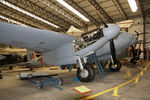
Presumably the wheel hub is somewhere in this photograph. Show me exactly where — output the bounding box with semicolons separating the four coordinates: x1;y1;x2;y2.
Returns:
112;64;118;69
80;69;89;78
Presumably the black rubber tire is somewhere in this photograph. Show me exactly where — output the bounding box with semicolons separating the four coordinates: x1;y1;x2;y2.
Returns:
77;64;95;82
130;58;137;64
9;66;13;70
109;60;121;72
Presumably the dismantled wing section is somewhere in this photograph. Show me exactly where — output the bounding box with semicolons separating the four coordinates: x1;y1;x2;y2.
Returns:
0;22;75;52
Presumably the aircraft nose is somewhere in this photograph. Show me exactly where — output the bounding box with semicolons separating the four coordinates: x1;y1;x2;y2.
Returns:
103;24;120;40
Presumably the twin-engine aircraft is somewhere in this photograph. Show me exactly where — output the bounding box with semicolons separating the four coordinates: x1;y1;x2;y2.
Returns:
0;22;137;82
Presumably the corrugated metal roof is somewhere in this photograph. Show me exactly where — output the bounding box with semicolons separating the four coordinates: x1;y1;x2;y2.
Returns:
0;0;143;32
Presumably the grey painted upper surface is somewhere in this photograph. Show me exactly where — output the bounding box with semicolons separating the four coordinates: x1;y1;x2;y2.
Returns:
0;22;75;52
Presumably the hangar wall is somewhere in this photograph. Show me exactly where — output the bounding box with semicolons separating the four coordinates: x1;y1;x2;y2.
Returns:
128;17;143;58
144;14;150;49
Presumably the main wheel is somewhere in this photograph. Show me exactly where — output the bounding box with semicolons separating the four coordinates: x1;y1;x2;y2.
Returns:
109;60;121;72
77;64;95;82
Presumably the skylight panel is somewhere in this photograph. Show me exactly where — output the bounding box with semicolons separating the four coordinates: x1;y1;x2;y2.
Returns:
1;0;59;28
127;0;138;12
0;15;26;26
56;0;89;22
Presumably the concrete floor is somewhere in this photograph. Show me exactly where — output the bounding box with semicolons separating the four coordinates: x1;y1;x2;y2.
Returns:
0;62;150;100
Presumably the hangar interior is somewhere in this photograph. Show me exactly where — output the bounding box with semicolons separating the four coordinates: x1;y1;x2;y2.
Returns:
0;0;150;100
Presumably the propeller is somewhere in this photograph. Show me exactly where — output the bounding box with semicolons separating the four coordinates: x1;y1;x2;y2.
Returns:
129;30;143;64
110;39;117;64
134;30;143;39
109;38;122;71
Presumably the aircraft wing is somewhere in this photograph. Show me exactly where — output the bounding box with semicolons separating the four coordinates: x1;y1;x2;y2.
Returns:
0;22;75;52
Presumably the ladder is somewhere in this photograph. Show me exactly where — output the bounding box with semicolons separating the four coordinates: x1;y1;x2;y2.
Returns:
87;53;106;78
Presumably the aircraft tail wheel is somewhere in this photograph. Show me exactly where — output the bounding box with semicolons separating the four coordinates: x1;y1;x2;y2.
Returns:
77;64;95;82
109;60;121;72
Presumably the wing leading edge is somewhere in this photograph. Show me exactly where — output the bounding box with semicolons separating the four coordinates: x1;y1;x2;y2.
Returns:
0;22;75;52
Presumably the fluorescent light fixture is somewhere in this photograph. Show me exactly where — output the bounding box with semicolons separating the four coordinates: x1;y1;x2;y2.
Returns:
0;0;59;28
127;0;138;12
56;0;89;22
0;15;27;26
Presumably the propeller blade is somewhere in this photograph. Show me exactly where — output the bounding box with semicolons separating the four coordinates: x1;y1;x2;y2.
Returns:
110;39;117;63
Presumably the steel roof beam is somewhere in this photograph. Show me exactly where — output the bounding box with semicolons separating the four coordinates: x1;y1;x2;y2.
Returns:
38;0;86;27
88;0;113;23
137;0;145;17
0;17;12;23
112;0;128;20
64;0;100;27
16;0;70;31
0;6;62;32
0;13;39;28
